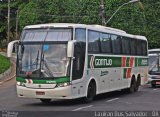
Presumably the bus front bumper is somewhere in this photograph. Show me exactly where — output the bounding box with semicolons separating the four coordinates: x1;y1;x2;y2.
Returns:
16;85;73;99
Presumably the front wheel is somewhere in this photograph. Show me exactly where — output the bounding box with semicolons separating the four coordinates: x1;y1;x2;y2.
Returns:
40;99;51;104
83;81;96;103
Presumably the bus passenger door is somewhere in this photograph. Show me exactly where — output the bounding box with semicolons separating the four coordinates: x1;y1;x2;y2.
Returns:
71;28;86;98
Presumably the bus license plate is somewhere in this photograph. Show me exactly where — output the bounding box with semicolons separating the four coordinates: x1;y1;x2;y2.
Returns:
36;91;45;95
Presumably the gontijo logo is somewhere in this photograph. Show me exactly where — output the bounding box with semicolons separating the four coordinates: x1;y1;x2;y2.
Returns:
90;55;112;69
95;58;112;66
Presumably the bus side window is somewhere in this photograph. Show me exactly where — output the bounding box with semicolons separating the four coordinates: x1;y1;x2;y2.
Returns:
111;35;122;55
142;40;147;56
101;33;112;54
88;31;100;54
130;39;136;55
72;28;86;80
137;40;142;56
122;37;131;55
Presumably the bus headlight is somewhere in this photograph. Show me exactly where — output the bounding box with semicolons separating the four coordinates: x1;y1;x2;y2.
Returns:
56;82;71;88
17;82;26;87
17;82;21;86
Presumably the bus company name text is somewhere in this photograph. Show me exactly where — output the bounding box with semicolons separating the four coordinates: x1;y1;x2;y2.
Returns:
95;59;112;67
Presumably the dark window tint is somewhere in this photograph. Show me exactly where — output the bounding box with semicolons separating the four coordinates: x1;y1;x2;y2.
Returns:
75;28;86;42
111;35;122;54
130;39;137;55
88;31;100;53
72;28;86;80
137;40;143;56
142;40;147;56
122;37;130;55
101;33;112;54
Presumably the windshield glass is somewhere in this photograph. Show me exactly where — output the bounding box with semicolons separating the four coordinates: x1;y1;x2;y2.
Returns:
149;55;160;72
42;44;69;77
17;28;72;78
22;29;71;42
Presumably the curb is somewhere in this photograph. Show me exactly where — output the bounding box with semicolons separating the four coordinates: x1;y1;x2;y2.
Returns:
0;53;16;84
0;66;12;80
0;60;16;84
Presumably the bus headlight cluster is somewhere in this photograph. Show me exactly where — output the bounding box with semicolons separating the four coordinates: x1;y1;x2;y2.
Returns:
17;82;26;87
56;82;71;88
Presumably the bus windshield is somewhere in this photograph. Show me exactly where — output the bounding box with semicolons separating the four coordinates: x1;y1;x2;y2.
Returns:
149;55;160;73
17;28;72;78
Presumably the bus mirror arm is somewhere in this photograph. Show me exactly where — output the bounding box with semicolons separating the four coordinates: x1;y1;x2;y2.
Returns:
7;40;20;58
67;40;76;58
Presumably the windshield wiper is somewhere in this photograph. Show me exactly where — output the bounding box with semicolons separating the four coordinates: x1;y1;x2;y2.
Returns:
35;50;39;69
39;31;55;78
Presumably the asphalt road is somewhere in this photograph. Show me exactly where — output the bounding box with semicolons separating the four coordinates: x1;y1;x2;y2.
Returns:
0;78;160;117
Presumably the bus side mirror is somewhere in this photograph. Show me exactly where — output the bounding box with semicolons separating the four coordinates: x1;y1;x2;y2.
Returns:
67;40;76;58
7;40;19;57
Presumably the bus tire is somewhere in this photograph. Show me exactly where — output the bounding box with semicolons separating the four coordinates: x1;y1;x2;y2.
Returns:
126;78;136;93
84;81;96;103
40;99;51;104
135;76;141;92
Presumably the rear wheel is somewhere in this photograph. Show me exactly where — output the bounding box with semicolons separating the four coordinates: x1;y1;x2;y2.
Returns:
84;81;96;103
135;77;141;92
40;99;51;104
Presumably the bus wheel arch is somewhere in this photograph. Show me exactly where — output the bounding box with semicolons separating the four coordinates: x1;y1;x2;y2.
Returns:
84;79;97;103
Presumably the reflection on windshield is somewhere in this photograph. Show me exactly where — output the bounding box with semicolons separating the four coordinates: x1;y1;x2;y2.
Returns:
22;45;41;71
17;28;72;78
149;55;160;72
17;44;42;77
23;29;71;42
17;44;70;78
41;44;69;77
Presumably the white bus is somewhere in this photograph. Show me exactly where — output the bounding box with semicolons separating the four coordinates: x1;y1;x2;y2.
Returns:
7;23;148;103
148;49;160;87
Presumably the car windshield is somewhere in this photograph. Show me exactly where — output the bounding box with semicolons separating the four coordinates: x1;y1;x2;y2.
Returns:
17;28;72;78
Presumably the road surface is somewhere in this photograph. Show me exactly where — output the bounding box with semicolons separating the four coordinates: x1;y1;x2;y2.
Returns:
0;78;160;117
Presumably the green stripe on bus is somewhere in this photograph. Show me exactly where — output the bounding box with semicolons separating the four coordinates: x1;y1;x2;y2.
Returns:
16;76;70;84
126;57;130;67
123;68;127;78
88;55;148;68
16;77;26;83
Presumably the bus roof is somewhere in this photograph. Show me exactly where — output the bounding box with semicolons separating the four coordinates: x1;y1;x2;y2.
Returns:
149;54;159;56
149;49;160;54
24;23;147;41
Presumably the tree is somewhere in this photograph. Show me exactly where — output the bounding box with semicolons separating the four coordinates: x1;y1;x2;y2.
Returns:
0;0;160;49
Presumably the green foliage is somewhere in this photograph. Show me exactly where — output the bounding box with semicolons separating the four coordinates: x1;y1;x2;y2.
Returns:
0;0;160;49
0;54;10;74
